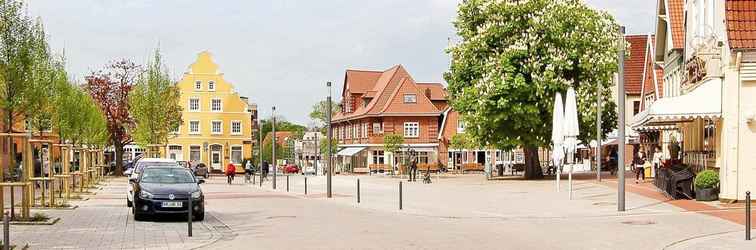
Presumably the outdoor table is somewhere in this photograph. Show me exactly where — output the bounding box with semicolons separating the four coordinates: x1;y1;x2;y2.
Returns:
29;177;56;207
0;182;31;220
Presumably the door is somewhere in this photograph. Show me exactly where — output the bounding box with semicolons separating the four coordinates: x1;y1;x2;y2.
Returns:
211;151;221;170
168;145;182;161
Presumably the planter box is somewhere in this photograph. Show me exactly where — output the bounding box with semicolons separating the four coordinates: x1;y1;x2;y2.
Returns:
695;187;719;201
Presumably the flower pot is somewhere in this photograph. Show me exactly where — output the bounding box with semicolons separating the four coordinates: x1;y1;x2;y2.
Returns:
695;187;718;201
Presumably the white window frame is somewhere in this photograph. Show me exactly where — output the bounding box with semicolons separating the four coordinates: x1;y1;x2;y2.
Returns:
211;120;223;135
457;120;465;133
362;123;368;138
230;145;243;164
189;120;200;134
403;122;419;138
194;80;202;90
231;120;242;135
403;94;417;103
373;122;382;135
189;144;202;162
189;97;200;112
208;80;216;91
211;98;222;112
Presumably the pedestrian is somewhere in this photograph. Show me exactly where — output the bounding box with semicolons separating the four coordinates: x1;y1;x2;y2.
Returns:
409;159;418;182
225;163;236;185
634;149;646;184
261;161;269;181
652;145;662;177
244;160;254;183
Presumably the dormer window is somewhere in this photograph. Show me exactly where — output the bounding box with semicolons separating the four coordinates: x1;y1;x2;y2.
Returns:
208;80;216;91
404;94;417;103
195;80;202;90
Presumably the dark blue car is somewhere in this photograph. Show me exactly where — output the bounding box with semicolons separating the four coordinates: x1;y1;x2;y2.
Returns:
132;167;205;221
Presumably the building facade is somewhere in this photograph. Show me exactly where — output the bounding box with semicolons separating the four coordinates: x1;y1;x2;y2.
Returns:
167;51;254;173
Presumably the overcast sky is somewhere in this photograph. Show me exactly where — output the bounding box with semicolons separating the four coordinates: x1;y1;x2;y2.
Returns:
27;0;655;125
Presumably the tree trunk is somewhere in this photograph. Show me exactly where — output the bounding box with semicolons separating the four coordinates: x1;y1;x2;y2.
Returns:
114;141;124;174
523;146;543;179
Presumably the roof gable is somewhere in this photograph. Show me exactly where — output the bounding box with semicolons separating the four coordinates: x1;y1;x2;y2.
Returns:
668;0;686;49
624;35;649;94
380;78;440;114
344;70;382;94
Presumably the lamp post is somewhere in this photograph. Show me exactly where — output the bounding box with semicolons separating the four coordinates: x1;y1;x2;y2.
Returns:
617;26;626;212
597;75;602;182
272;106;277;190
258;119;262;169
327;81;333;198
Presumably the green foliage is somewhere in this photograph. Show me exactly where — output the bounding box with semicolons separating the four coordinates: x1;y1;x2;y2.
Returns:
260;118;306;140
309;99;340;130
319;137;339;155
129;48;182;147
383;134;403;154
261;137;285;163
450;133;477;150
694;170;719;189
446;0;620;151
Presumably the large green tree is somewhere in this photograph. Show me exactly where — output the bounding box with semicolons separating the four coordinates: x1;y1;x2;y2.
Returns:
446;0;619;179
129;49;182;150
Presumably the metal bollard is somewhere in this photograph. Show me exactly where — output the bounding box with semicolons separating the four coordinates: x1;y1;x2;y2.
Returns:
187;192;193;237
357;179;360;204
253;173;256;185
3;212;9;250
399;181;403;210
304;177;308;195
286;175;290;192
747;191;751;241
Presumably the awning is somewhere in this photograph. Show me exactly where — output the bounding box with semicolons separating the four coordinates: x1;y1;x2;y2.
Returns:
632;77;722;128
336;147;366;156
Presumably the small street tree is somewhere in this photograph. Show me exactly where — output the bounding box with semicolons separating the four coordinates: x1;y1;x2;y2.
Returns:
446;0;619;179
309;99;340;133
129;49;182;152
319;137;339;172
85;60;140;174
383;134;403;173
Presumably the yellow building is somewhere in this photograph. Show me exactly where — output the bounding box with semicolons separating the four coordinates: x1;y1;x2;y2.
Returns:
168;51;253;173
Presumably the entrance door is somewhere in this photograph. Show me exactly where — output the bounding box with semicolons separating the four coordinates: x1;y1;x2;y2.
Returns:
210;144;223;170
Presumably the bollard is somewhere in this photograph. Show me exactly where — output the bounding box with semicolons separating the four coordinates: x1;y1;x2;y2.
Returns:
187;192;193;237
304;177;308;195
9;187;14;220
253;173;256;185
357;179;361;204
260;175;263;187
399;181;403;210
287;175;290;192
3;212;9;250
747;191;751;241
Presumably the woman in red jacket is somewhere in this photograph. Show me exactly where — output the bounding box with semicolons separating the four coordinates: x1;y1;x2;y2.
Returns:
226;163;236;185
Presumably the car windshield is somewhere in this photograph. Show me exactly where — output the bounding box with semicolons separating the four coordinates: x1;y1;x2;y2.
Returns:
140;168;195;184
135;162;177;173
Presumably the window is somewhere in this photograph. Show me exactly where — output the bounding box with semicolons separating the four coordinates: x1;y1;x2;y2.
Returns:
194;80;201;90
373;122;383;135
211;120;222;134
208;81;216;91
418;152;429;164
633;101;640;115
403;94;417;103
362;123;368;138
353;124;358;138
404;122;419;138
644;94;655;110
170;125;179;134
231;121;242;134
211;99;222;112
189;120;200;134
457;120;465;133
189;98;200;111
372;150;384;164
190;146;201;161
231;146;242;164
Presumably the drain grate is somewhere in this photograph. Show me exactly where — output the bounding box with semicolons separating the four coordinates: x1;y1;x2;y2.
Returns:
621;220;656;225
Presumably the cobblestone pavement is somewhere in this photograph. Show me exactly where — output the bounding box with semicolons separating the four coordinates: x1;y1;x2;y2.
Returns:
2;177;221;250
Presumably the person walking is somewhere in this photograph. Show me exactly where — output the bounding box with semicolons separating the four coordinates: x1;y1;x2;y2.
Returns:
652;145;662;178
634;149;646;184
225;163;236;185
261;161;269;181
244;160;254;183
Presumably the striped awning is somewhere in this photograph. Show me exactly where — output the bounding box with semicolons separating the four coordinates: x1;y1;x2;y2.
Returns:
632;77;722;128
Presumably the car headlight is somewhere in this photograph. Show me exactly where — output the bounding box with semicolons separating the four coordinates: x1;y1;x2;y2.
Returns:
139;190;153;199
191;191;201;199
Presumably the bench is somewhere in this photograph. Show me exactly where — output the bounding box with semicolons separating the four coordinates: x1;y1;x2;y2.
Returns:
369;164;392;173
353;167;370;174
511;163;525;175
462;163;484;172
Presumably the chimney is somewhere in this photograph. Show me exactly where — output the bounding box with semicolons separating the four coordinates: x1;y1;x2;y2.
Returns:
424;88;432;99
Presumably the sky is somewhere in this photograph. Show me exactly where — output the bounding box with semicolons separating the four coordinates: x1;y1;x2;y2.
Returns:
26;0;655;125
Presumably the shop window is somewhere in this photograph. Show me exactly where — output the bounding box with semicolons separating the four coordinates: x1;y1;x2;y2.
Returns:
231;146;242;164
372;150;384;164
190;146;201;161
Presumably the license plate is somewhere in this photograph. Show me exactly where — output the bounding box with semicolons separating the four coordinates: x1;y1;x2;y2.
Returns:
162;201;182;208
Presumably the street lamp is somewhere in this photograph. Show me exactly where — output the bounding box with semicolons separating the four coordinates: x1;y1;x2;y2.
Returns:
327;81;333;198
617;26;626;212
272;106;277;190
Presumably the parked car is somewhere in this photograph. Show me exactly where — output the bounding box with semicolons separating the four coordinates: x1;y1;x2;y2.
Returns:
131;166;205;221
177;161;189;168
303;166;316;175
193;164;210;179
127;158;179;208
284;164;299;174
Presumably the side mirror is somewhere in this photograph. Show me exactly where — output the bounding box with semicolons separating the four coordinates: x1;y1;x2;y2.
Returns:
197;179;205;184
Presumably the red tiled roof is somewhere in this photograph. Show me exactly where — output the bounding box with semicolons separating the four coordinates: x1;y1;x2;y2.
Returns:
416;82;447;100
642;36;663;98
264;131;294;145
344;70;382;94
624;35;649;94
333;65;443;121
726;0;756;49
668;0;685;49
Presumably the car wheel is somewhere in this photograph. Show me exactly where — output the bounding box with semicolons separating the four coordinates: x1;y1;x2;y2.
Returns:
133;206;146;221
127;199;132;207
194;212;205;221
